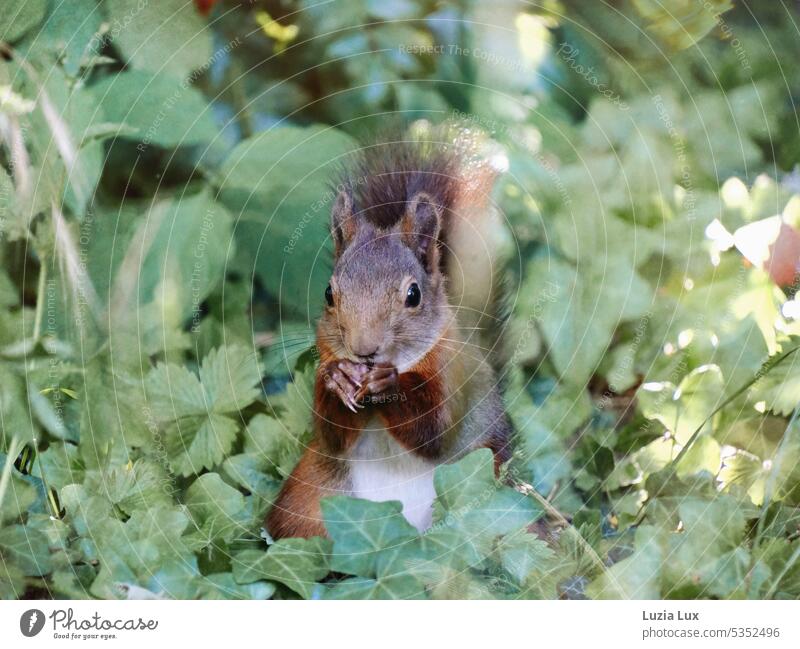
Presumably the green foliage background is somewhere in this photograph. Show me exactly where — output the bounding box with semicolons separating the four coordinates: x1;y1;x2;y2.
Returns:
2;0;800;600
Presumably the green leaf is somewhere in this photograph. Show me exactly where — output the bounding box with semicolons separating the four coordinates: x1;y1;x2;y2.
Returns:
496;531;556;586
375;527;474;581
217;125;356;316
432;448;496;515
663;496;750;597
198;345;262;413
28;0;104;76
0;468;39;525
221;453;282;500
526;254;652;386
198;573;276;600
164;412;239;477
184;472;246;549
106;0;213;80
18;66;108;215
751;345;800;416
111;192;233;329
321;496;419;577
434;450;542;536
88;507;200;599
92;69;217;148
233;537;330;599
632;0;733;51
240;415;297;479
0;524;52;576
144;345;261;476
638;365;725;444
323;574;425;599
587;524;665;599
1;0;46;43
144;344;260;419
83;459;173;516
34;442;86;489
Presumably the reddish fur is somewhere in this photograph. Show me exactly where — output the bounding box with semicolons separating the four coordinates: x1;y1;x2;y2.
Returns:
373;346;449;459
314;362;368;455
265;440;347;540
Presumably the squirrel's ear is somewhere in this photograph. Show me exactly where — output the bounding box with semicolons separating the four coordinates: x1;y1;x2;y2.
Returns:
331;190;355;256
402;192;442;271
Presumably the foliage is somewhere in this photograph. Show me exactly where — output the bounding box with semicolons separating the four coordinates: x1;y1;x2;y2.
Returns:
2;0;800;600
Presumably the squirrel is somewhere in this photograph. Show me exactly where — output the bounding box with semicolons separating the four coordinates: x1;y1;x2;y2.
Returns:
266;132;512;539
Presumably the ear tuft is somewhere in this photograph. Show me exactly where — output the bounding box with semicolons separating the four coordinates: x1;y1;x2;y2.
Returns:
402;192;442;271
331;190;355;257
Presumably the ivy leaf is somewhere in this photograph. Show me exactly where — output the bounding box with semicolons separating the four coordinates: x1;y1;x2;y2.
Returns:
323;574;425;600
321;496;419;578
198;573;276;600
373;528;479;594
432;448;496;514
233;537;330;599
432;450;543;558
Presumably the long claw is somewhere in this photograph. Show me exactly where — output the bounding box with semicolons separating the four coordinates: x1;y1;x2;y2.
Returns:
338;361;365;387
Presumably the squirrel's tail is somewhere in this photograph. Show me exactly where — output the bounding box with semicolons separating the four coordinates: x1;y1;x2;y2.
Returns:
445;148;509;346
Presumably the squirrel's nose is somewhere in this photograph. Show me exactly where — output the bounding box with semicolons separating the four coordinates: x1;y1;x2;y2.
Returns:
350;339;379;360
354;346;379;360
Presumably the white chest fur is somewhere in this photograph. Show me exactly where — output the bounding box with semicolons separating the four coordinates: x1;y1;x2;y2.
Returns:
347;421;437;532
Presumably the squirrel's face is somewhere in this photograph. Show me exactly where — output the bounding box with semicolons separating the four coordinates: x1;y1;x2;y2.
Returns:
318;190;452;372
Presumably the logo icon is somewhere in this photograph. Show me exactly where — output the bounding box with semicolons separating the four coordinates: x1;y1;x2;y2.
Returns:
20;609;45;637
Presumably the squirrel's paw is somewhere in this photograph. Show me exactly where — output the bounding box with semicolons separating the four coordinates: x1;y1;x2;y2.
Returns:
355;364;398;402
323;360;369;413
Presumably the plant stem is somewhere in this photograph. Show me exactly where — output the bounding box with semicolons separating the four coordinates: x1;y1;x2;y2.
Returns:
0;435;22;527
32;256;47;342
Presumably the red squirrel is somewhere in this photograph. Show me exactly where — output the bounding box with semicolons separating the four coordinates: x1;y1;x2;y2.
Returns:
266;134;512;538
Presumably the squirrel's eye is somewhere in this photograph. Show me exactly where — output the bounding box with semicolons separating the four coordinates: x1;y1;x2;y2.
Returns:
405;282;421;308
325;284;334;307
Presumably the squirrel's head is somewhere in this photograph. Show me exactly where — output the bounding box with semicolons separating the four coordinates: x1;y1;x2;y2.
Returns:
318;189;452;372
